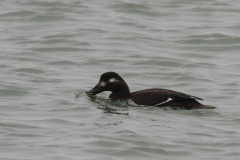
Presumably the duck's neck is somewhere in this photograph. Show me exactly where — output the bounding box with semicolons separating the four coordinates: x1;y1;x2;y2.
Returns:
109;84;131;100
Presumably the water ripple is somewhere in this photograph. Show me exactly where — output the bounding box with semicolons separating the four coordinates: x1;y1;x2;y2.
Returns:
14;68;44;74
1;0;240;159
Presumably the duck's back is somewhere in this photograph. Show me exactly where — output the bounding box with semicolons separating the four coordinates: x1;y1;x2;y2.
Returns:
130;88;208;109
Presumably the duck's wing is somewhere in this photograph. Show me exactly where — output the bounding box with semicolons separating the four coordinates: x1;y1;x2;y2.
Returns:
130;88;203;106
164;89;203;101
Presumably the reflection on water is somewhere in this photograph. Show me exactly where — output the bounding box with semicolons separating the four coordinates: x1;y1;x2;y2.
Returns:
76;93;129;115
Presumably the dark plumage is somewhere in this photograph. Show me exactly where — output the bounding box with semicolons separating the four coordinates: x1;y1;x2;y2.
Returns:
87;72;215;109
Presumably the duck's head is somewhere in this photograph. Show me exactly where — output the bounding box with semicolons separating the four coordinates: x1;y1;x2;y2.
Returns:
87;72;130;95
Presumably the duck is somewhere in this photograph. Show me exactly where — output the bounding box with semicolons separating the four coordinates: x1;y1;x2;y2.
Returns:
87;72;216;109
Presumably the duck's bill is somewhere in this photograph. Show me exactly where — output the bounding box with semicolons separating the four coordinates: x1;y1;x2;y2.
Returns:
87;86;105;95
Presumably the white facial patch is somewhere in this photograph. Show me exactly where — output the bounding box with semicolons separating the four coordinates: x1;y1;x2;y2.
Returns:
109;78;117;83
99;81;106;87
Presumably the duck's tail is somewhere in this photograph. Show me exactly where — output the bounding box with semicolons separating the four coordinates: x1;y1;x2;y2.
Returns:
199;105;216;109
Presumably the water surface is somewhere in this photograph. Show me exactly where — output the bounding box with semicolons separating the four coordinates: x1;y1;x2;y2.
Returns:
1;0;240;159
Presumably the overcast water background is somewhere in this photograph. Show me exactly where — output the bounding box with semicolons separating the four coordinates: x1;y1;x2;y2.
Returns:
1;0;240;159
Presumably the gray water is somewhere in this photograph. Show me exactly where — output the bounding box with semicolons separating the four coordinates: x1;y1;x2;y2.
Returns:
1;0;240;159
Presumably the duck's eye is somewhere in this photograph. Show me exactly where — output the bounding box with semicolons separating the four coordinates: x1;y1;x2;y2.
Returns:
109;78;117;83
103;77;108;81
